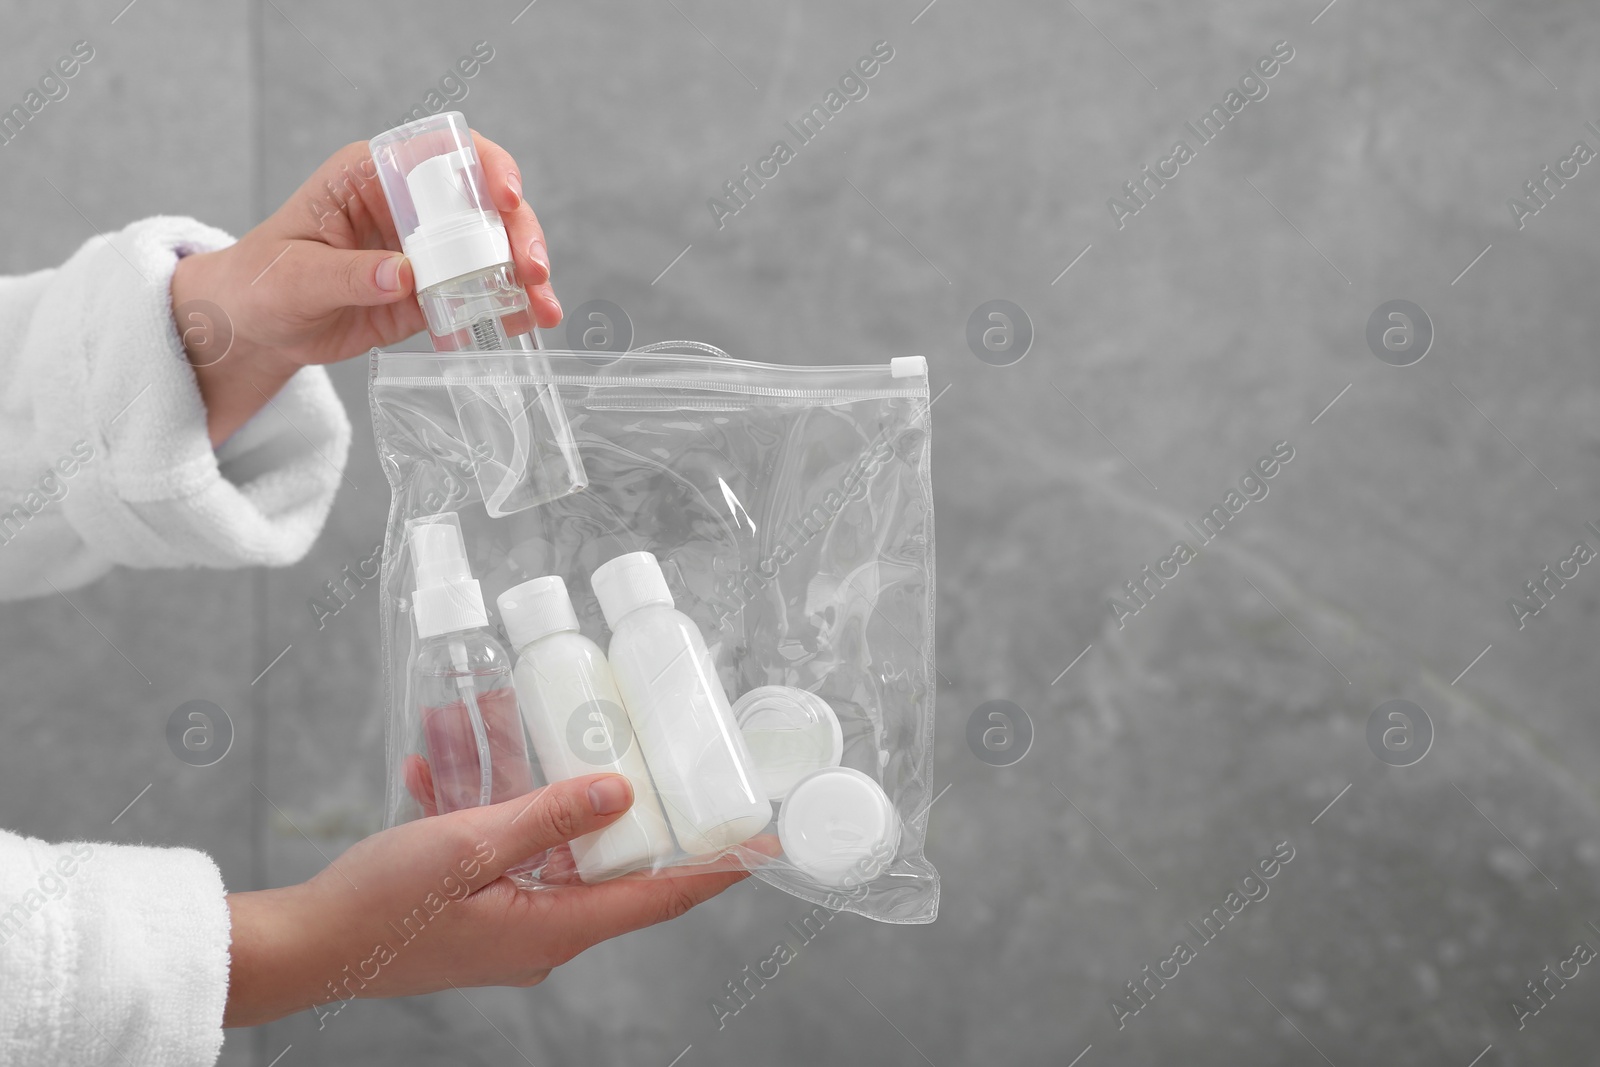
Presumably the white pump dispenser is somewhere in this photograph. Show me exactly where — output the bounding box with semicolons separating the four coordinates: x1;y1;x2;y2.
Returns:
369;114;530;350
400;149;513;294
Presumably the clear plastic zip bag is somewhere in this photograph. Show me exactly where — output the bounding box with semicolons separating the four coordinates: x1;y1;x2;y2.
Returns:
370;344;939;923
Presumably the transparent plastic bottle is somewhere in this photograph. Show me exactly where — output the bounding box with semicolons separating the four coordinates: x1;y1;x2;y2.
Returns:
414;633;531;813
592;552;771;855
498;576;677;881
408;514;534;814
369;112;585;515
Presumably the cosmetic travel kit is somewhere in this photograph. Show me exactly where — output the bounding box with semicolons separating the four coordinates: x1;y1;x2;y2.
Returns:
367;112;938;923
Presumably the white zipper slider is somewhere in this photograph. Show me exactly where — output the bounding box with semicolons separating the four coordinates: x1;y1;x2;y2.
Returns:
890;355;927;379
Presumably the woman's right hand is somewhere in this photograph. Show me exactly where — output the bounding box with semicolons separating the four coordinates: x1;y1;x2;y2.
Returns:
224;774;749;1027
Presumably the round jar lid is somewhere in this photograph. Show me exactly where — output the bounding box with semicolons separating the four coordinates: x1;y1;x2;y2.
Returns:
777;767;900;888
732;686;844;800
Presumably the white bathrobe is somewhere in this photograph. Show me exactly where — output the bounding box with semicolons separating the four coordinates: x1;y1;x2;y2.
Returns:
0;218;351;1064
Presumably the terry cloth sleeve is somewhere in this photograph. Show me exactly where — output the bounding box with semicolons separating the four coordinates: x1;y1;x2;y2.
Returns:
0;215;351;600
0;829;231;1066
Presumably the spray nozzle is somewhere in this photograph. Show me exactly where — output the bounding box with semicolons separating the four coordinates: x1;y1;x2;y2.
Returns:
410;518;470;589
407;513;487;638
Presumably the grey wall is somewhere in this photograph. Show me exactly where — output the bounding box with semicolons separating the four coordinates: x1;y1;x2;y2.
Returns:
3;0;1600;1064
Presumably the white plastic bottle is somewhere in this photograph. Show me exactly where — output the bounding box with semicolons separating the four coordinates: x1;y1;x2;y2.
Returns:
592;552;771;854
497;576;676;882
369;112;585;515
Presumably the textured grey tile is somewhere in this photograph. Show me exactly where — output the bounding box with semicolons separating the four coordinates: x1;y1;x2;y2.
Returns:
0;0;254;269
937;478;1600;1062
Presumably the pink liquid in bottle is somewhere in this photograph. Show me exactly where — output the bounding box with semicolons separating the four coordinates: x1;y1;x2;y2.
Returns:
421;684;533;813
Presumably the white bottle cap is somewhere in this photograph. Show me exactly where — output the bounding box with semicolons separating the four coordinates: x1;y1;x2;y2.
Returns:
777;767;901;888
591;552;674;631
732;687;844;800
497;575;580;651
368;112;512;292
408;513;487;638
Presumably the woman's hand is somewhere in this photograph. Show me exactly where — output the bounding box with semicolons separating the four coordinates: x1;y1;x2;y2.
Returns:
224;773;750;1028
169;133;560;444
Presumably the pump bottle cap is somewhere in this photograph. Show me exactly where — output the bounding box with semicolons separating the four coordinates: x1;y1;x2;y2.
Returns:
497;575;580;650
591;552;674;631
368;112;512;292
408;515;487;638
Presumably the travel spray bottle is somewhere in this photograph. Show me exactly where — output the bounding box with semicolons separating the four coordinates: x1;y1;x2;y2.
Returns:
370;112;585;515
498;576;676;881
408;513;534;814
592;552;771;854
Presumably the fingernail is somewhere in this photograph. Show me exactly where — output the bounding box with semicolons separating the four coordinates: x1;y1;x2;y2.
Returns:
587;776;631;815
376;255;404;292
527;239;549;282
506;171;522;205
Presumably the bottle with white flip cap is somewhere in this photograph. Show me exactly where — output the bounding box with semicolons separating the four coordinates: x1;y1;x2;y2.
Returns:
498;575;676;881
592;552;771;855
369;112;585;514
407;513;534;815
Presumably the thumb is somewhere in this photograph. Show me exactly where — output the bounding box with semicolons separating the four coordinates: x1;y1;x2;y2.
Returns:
461;774;635;888
278;242;413;316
